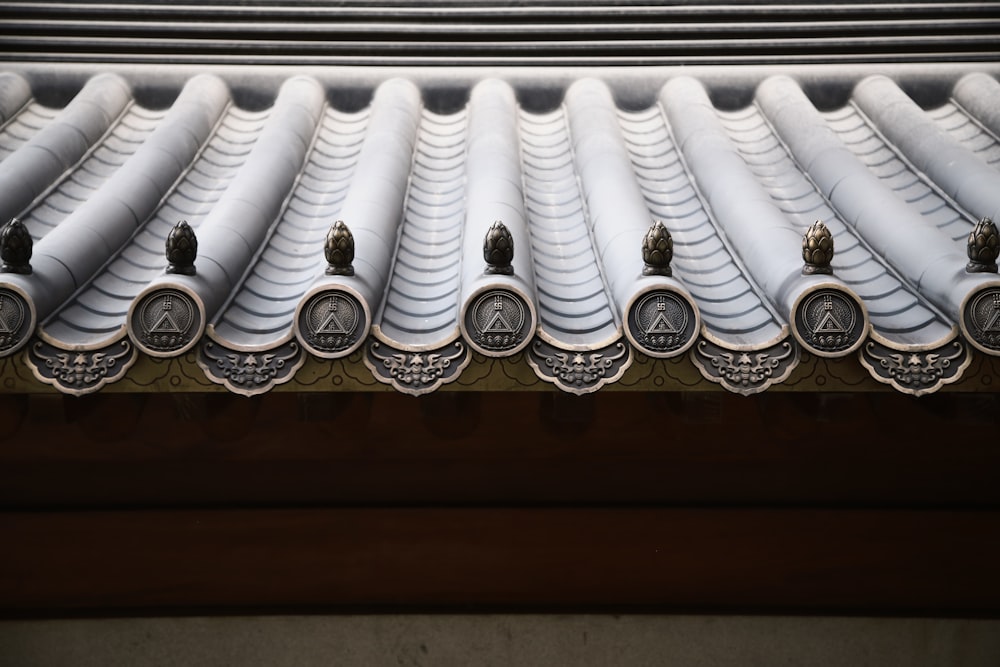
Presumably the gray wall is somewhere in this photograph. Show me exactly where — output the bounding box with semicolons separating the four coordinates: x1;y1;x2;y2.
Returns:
2;615;999;666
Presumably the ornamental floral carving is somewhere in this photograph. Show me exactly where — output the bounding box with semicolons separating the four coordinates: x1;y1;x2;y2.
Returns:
802;219;834;275
0;217;32;274
30;340;134;393
325;220;355;276
642;220;673;276
483;220;514;275
691;338;799;395
696;341;795;390
166;220;197;275
369;341;466;389
967;216;999;273
862;340;966;394
202;341;301;389
529;339;631;394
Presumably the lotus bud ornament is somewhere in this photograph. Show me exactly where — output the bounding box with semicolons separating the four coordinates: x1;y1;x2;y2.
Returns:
802;219;834;275
325;220;355;276
165;220;198;276
0;217;32;274
483;220;514;275
642;220;673;277
967;216;999;273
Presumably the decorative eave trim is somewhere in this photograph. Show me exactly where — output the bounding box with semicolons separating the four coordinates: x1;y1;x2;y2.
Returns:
364;338;471;397
197;338;305;397
25;338;137;396
5;343;1000;394
691;337;799;396
526;336;633;395
858;337;970;397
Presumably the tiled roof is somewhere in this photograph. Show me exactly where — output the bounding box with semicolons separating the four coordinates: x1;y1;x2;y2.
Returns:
2;64;1000;396
3;1;998;66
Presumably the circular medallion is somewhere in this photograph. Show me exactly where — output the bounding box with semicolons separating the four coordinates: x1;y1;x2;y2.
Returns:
963;287;1000;352
626;290;697;356
132;289;200;353
0;288;30;354
465;289;532;353
794;288;865;355
299;290;366;355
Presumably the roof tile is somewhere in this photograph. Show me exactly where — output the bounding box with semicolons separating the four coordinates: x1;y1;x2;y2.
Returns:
3;65;1000;395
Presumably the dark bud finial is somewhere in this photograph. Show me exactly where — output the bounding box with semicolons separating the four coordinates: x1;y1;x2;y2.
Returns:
325;220;355;276
967;216;999;273
165;220;197;275
484;220;514;275
642;220;673;277
802;220;834;275
0;217;32;275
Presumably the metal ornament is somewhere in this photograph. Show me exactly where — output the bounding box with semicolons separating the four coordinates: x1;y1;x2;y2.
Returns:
793;289;865;355
28;339;135;394
967;217;999;273
483;220;514;275
132;289;200;353
465;289;531;352
642;220;673;276
528;338;631;394
165;220;197;276
860;339;968;396
802;219;834;275
325;220;355;276
299;290;365;354
0;217;32;275
962;287;1000;352
692;338;798;395
366;339;469;395
200;339;302;395
626;291;697;356
0;288;30;354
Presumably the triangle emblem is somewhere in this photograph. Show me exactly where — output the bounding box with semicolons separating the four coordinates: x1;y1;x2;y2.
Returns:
151;311;182;334
814;310;846;334
645;311;678;334
983;306;1000;333
484;310;514;334
317;301;349;334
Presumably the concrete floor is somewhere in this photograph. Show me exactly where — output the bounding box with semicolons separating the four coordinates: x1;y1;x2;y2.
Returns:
1;615;999;666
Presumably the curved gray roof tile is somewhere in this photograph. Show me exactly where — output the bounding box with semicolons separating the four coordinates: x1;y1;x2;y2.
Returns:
458;79;538;359
756;76;998;350
21;105;164;243
566;80;698;367
949;73;1000;148
665;76;868;361
4;66;1000;396
0;101;58;165
210;107;369;349
130;75;323;360
0;73;131;229
293;77;422;378
5;75;227;363
719;97;953;350
373;108;465;349
853;75;1000;229
0;73;31;126
521;105;619;350
620;103;785;360
35;78;237;346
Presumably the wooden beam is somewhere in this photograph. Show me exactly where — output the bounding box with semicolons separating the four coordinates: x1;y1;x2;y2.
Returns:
2;508;998;615
1;391;998;508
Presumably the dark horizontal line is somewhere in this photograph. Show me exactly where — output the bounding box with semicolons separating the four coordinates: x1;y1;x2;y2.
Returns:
5;34;998;51
4;18;999;35
2;2;996;20
4;51;998;67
